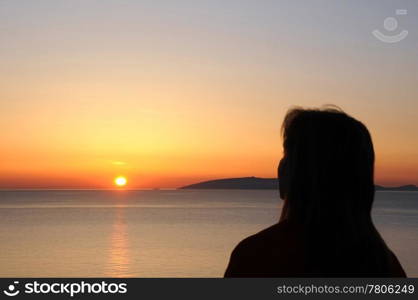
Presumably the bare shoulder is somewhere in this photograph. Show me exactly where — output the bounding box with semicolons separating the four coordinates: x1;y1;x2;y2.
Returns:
231;221;297;257
224;220;304;277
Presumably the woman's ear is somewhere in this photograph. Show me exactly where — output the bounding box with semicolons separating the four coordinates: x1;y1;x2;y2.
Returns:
278;158;288;200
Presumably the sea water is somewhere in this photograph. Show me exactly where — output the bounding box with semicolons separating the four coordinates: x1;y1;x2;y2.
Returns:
0;190;417;277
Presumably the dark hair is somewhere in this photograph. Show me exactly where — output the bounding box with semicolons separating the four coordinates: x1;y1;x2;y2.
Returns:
278;106;392;276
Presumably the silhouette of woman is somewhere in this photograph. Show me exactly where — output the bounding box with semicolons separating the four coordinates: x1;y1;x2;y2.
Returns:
224;106;406;277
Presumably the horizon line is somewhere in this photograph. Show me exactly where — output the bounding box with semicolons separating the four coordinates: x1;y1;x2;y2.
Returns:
0;188;177;191
0;176;416;191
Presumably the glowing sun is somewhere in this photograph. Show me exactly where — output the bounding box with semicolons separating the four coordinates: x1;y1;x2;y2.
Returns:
114;176;127;187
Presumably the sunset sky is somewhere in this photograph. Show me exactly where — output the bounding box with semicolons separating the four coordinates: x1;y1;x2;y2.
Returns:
1;0;417;189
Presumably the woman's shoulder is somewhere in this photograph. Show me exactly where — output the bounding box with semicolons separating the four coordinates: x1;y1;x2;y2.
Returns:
388;250;407;277
233;221;291;253
224;220;305;277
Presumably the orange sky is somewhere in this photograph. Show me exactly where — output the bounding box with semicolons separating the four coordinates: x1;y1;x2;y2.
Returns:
0;1;417;189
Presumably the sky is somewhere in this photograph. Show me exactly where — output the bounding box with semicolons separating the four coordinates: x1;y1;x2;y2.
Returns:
0;0;417;189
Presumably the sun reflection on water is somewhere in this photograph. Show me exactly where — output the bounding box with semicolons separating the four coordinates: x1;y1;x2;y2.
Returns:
106;207;131;277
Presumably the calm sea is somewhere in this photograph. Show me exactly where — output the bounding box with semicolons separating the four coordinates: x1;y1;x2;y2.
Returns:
0;190;417;277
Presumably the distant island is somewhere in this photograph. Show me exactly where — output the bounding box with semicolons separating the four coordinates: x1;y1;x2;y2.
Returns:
180;177;418;191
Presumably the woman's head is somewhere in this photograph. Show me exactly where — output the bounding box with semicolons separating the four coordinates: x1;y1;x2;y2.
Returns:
278;106;375;225
277;106;390;275
274;106;400;276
